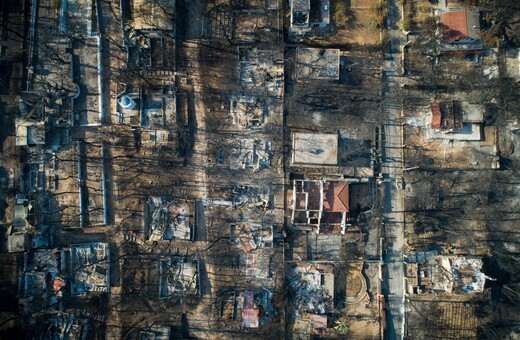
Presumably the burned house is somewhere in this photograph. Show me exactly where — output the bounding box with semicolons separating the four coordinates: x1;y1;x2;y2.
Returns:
288;263;335;315
76;141;109;226
15;118;46;147
309;0;331;28
437;7;483;54
290;180;349;233
406;254;490;295
244;250;272;279
18;249;66;315
139;325;172;340
231;185;273;211
229;96;267;129
139;85;175;128
158;257;199;298
241;289;275;328
7;195;36;253
7;193;52;252
125;32;175;70
126;0;175;32
32;312;90;339
231;223;274;253
217;289;275;329
70;242;110;296
238;47;284;97
146;197;194;241
30;0;104;127
241;290;260;328
229;139;272;172
117;0;176;87
291;0;311;28
116;84;176;128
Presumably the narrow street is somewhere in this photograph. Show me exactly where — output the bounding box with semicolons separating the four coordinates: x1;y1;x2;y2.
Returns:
381;0;406;338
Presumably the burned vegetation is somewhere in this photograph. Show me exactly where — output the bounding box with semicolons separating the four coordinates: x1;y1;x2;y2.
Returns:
0;0;519;339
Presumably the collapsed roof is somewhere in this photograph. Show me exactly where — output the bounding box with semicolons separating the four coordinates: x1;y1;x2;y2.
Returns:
427;256;488;294
231;223;274;253
8;195;35;252
159;258;199;298
70;242;110;296
288;263;334;315
146;197;194;241
19;249;66;315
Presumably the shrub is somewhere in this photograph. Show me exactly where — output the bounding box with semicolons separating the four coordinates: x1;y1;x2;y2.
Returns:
334;320;349;335
334;3;349;29
369;17;379;31
371;2;388;27
402;19;411;31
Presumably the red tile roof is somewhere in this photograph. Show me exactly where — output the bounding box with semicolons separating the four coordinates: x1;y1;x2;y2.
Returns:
52;278;66;292
431;103;442;129
440;10;469;41
242;291;259;328
323;182;349;212
242;309;259;328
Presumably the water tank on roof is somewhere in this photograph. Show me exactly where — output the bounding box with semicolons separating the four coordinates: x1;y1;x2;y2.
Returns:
119;95;136;110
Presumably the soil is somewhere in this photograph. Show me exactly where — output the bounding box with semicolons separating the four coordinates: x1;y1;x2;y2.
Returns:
346;273;363;297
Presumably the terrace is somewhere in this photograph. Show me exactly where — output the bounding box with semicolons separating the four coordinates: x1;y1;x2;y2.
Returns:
290;180;349;232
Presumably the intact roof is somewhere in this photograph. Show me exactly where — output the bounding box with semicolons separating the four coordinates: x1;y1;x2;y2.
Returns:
431;101;463;131
438;8;483;53
295;48;340;80
292;132;338;165
441;9;469;41
323;182;349;212
431;103;442;129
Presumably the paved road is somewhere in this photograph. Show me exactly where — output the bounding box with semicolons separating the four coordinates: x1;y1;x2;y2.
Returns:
381;0;406;339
